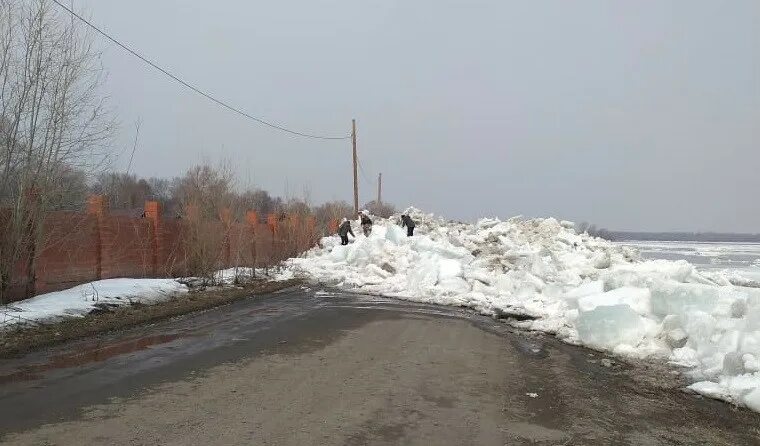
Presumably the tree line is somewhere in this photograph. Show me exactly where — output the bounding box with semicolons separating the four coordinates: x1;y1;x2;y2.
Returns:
575;223;760;243
87;164;396;224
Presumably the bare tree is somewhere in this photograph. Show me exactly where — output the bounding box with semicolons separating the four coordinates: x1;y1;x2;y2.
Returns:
171;163;235;282
284;198;311;217
236;188;276;217
0;0;115;302
47;162;88;210
313;200;353;226
91;172;152;210
172;163;235;218
363;200;396;218
147;177;171;201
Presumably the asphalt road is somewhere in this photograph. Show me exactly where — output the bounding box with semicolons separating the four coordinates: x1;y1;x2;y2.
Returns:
0;287;758;445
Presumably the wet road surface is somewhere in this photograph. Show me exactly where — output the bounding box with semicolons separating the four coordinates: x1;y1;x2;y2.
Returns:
0;286;758;445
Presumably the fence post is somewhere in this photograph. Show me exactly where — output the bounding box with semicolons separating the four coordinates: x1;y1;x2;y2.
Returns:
245;211;258;229
144;201;162;277
246;211;258;269
267;214;278;264
267;214;278;236
86;195;107;280
220;208;233;267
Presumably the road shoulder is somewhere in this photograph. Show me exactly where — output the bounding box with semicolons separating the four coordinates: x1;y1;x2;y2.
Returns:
0;279;301;358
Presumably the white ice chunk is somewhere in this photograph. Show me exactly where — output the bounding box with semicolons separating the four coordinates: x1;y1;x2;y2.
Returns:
576;304;649;351
577;287;651;316
744;385;760;412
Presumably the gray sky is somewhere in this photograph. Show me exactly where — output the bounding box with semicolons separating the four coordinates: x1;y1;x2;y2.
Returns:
78;0;759;232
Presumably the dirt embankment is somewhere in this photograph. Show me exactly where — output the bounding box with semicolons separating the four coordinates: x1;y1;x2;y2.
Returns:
0;279;301;358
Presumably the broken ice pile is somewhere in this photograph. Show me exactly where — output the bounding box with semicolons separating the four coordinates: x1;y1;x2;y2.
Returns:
283;209;760;412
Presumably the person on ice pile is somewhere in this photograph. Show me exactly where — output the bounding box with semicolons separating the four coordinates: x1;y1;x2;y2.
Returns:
401;214;415;237
337;218;354;245
359;210;373;236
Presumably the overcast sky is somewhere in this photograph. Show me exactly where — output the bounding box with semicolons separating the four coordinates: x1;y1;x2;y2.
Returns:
76;0;759;232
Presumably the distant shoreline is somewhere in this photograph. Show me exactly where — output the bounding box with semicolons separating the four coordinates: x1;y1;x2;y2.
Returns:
600;232;760;243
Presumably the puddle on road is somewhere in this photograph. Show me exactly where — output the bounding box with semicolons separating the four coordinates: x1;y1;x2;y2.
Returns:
0;334;181;385
246;307;282;316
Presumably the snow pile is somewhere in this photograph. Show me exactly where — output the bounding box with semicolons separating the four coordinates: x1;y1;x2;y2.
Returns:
0;266;295;330
1;278;187;329
177;267;282;287
284;209;760;412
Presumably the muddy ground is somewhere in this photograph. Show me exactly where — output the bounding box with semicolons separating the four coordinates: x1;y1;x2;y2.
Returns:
0;288;758;445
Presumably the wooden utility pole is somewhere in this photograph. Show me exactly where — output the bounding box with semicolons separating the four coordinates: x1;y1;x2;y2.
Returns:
377;173;382;205
352;119;359;214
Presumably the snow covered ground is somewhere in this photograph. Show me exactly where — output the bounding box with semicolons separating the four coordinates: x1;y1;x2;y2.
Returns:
282;209;760;412
0;267;274;330
1;279;187;329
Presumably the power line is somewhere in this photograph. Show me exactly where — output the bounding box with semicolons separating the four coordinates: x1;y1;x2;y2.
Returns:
125;118;141;175
51;0;351;141
357;159;373;187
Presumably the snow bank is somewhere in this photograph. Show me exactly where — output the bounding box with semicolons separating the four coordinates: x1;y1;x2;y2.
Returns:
283;209;760;412
207;267;283;285
1;278;187;329
0;266;294;330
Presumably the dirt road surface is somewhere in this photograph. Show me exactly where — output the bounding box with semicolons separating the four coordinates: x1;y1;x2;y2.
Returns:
0;287;758;445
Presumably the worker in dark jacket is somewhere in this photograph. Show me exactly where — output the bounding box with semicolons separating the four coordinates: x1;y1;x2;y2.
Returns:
359;210;373;236
338;218;354;245
401;214;415;237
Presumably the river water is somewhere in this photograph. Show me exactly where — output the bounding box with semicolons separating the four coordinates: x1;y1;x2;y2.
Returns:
617;240;760;281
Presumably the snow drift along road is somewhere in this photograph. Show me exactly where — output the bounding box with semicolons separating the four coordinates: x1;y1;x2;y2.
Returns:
0;268;257;329
283;209;760;412
1;279;187;328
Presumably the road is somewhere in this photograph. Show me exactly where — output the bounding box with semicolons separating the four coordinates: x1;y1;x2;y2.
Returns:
0;287;758;445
